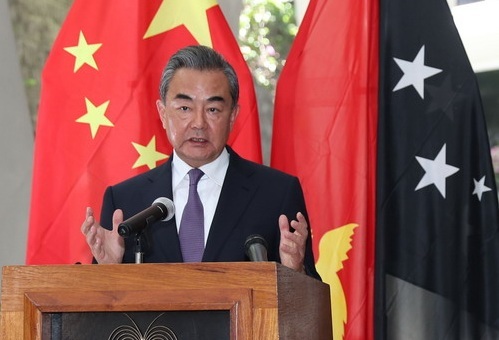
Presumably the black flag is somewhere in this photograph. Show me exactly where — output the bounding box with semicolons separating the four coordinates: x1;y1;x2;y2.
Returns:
376;0;499;338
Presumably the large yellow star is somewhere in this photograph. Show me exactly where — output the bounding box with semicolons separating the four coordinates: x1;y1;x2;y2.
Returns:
63;31;102;72
76;98;113;139
132;136;168;170
144;0;217;47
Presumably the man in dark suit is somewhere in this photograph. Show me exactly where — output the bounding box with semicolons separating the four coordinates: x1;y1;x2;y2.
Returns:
81;45;320;279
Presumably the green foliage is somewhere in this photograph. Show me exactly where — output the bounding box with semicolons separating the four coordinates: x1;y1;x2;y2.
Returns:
239;0;297;90
25;78;38;87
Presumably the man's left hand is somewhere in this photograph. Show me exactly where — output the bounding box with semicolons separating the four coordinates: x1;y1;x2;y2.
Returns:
278;212;307;273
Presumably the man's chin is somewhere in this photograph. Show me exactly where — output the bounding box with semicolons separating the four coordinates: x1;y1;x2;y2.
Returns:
180;149;218;167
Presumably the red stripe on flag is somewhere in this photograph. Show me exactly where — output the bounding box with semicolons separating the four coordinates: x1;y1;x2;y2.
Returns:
271;0;379;338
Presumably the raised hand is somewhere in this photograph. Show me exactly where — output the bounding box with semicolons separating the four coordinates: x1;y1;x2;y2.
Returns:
81;207;125;264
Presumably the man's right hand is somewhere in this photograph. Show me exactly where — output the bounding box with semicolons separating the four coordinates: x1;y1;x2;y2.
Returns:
81;207;125;264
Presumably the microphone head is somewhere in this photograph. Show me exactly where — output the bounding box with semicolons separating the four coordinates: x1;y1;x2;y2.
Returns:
153;197;175;221
244;234;268;252
244;234;268;262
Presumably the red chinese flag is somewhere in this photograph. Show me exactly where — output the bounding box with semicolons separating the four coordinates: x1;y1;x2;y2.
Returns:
271;0;378;339
27;0;261;264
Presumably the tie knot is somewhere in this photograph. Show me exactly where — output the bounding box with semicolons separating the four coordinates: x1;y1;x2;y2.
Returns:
188;168;204;186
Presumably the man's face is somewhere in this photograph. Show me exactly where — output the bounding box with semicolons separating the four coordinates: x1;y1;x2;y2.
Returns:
157;68;238;168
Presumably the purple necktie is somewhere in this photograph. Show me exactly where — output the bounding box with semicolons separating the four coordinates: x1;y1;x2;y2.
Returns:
179;168;205;262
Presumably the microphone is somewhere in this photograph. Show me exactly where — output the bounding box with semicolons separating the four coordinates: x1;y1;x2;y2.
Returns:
244;234;268;262
118;197;175;238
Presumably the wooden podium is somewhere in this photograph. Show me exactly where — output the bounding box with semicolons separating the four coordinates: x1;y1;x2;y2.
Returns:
1;262;332;339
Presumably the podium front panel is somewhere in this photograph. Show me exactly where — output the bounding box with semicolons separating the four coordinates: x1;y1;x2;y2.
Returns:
42;311;229;339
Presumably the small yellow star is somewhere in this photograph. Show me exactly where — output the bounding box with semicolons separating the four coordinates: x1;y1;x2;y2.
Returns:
76;98;113;139
64;31;102;72
144;0;217;47
132;136;168;170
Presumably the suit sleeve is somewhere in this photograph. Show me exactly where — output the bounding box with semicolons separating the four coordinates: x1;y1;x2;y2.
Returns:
99;186;116;231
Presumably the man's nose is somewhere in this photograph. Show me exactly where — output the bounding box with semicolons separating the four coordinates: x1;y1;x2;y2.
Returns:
191;108;207;128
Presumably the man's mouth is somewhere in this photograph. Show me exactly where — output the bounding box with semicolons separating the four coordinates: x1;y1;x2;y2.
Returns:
190;137;207;143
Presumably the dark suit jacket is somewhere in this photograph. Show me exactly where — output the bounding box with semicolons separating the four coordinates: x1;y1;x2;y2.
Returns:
100;147;321;280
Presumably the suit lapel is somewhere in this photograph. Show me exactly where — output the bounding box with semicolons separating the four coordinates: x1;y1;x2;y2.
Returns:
143;158;183;262
202;150;257;261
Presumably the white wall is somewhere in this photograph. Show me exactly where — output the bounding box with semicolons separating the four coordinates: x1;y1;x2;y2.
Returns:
451;0;499;72
0;0;33;269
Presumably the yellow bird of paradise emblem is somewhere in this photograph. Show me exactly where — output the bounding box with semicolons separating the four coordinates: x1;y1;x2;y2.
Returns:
315;223;358;340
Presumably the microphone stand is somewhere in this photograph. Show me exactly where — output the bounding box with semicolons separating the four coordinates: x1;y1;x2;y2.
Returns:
134;231;145;264
133;216;156;264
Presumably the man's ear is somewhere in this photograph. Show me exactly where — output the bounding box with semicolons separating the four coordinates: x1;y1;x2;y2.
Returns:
156;100;167;128
230;104;240;130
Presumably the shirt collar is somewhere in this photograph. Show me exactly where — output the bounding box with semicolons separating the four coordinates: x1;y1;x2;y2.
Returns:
172;148;230;187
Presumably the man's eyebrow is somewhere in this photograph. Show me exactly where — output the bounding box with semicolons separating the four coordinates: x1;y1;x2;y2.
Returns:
174;93;193;101
207;96;225;103
173;94;225;103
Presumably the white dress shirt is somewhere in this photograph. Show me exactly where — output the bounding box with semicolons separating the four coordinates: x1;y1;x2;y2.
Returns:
171;148;230;245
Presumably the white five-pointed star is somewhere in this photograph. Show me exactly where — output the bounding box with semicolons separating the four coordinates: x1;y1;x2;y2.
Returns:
393;45;442;99
472;176;492;201
415;144;459;198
